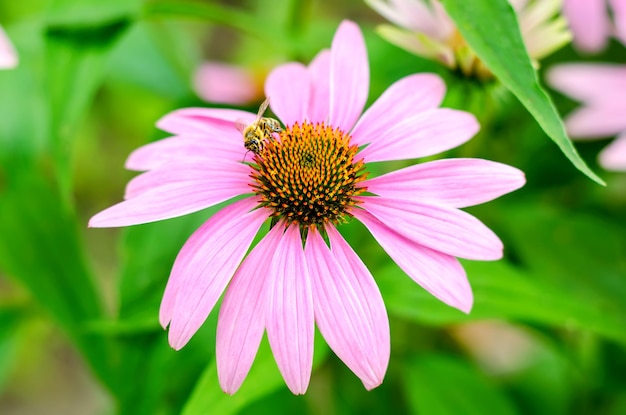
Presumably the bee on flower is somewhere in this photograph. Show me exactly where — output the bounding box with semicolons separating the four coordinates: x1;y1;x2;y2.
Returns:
89;21;525;394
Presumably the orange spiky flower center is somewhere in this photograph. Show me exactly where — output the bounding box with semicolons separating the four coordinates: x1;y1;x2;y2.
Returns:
250;121;367;228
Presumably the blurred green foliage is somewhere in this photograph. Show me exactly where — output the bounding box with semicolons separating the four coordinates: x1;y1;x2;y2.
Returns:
1;0;625;414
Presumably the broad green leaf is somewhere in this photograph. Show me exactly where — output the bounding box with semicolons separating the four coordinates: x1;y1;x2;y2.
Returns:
378;259;626;345
503;205;626;306
0;23;48;159
0;24;113;384
44;4;132;197
182;335;330;415
440;0;604;185
0;169;113;382
404;354;517;415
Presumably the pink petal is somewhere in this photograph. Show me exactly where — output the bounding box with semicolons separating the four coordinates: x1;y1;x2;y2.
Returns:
351;73;446;147
329;20;369;133
353;209;473;313
216;225;284;394
599;131;626;171
88;170;250;228
547;64;626;103
0;26;17;69
364;158;525;208
357;108;479;163
307;227;389;390
124;160;249;199
125;135;243;171
566;105;626;138
157;107;257;136
308;49;331;124
366;0;454;40
563;0;610;52
193;62;260;105
358;196;503;261
265;224;314;395
265;63;311;127
161;198;267;349
611;0;626;45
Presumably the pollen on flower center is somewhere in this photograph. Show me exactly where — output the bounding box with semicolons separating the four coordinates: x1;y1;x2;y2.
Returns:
250;121;367;227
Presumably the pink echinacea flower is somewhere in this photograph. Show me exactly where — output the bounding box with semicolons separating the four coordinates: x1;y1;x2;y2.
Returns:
90;21;525;394
562;0;626;52
548;63;626;171
366;0;571;78
0;26;17;69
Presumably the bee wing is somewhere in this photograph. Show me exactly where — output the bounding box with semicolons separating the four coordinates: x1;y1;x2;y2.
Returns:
256;97;270;120
234;118;248;133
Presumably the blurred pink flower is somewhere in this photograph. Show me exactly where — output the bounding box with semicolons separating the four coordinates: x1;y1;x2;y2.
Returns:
193;62;263;105
0;26;17;69
366;0;571;78
562;0;626;52
548;63;626;171
90;21;525;394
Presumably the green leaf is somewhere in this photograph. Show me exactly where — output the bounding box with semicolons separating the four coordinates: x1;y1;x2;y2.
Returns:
0;168;113;382
404;354;517;415
440;0;604;185
44;4;132;198
379;258;626;345
0;20;114;383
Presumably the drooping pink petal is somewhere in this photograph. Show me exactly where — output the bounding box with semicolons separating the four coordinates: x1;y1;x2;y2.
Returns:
358;196;503;260
217;224;284;394
307;227;389;390
307;49;331;124
599;131;626;171
157;107;257;136
124;160;249;199
162;198;267;349
566;105;626;138
357;108;479;163
265;224;314;395
353;209;473;313
0;26;17;69
89;170;251;228
329;20;369;133
364;158;525;208
611;0;626;45
365;0;430;32
350;73;446;147
547;64;626;103
193;62;260;105
265;63;311;127
563;0;610;52
365;0;454;40
125;135;243;171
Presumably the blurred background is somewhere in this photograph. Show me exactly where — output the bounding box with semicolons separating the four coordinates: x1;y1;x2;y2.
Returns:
1;0;626;414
